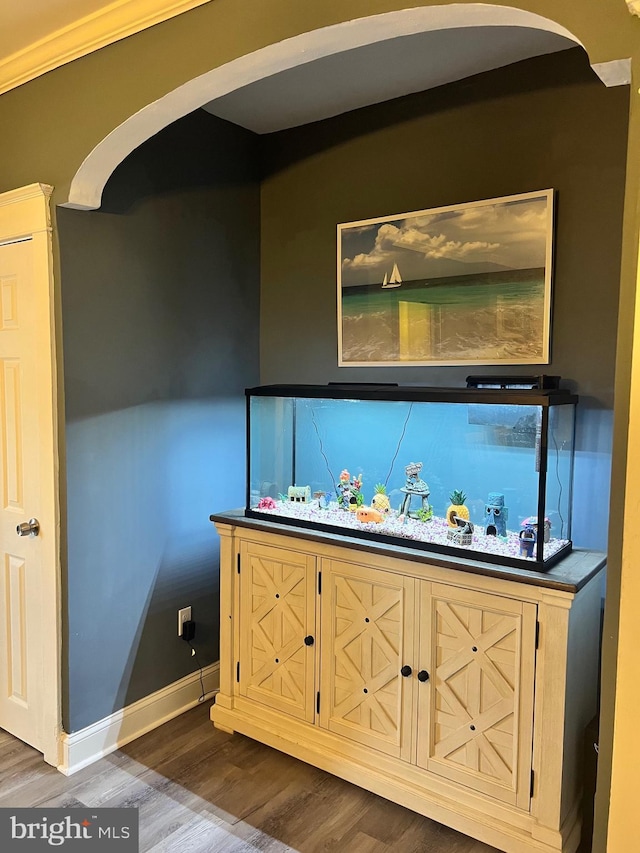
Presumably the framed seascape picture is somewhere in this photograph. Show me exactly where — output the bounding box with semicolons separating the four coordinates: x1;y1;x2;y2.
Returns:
337;189;555;367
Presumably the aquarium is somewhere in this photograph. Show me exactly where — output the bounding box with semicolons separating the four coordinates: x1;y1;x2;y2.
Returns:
245;383;577;570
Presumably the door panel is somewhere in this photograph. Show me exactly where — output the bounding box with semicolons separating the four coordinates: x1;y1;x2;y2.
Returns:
417;582;536;809
239;540;317;722
320;559;415;761
0;239;47;751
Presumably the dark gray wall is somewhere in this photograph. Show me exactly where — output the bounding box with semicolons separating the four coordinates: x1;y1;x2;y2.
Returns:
56;48;628;731
58;110;260;731
259;48;629;552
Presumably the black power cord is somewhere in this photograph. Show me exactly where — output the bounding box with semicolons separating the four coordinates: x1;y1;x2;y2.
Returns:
181;621;206;703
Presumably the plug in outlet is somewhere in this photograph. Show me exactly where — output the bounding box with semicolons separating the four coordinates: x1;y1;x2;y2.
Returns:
177;606;192;637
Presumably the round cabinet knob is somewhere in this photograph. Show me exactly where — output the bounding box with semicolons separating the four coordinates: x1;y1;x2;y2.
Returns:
304;635;314;646
417;670;430;683
400;665;412;677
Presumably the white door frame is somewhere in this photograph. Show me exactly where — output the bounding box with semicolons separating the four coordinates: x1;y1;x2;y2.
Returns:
0;183;61;766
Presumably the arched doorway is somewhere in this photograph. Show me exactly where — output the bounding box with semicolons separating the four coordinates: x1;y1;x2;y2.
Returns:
65;4;589;211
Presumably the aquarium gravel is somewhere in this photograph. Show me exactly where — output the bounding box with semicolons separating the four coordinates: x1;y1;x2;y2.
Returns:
251;500;569;563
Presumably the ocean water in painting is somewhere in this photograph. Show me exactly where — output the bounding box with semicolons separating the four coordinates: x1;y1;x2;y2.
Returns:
341;268;546;363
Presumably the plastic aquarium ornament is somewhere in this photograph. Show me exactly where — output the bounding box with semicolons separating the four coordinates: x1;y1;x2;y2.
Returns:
485;492;508;537
257;496;277;510
371;483;391;515
522;515;551;543
313;490;327;509
356;506;384;524
416;505;434;522
288;485;311;503
519;522;537;557
337;469;364;512
448;516;474;546
399;462;431;518
447;490;469;528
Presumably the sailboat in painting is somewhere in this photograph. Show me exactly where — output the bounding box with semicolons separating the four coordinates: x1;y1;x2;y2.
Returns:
382;262;402;289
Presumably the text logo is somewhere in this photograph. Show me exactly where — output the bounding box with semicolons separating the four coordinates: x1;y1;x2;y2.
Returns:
0;809;138;850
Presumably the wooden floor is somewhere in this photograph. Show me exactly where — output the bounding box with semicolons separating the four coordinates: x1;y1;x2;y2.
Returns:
1;702;501;852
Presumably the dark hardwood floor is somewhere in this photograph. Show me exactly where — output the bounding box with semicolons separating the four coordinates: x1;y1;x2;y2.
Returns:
1;703;500;852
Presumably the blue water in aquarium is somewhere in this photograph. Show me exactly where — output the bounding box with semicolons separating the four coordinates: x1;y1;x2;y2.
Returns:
250;396;574;540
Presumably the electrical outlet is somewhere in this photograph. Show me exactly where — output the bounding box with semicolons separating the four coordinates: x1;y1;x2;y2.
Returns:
177;606;192;637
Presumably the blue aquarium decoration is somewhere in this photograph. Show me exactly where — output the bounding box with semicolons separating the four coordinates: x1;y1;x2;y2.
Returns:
245;383;577;570
519;522;537;558
522;515;552;543
485;492;508;538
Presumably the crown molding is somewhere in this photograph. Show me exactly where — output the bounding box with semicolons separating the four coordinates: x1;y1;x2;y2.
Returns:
0;0;212;96
627;0;640;17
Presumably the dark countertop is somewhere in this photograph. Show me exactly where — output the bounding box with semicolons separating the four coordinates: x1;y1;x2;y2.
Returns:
210;509;606;594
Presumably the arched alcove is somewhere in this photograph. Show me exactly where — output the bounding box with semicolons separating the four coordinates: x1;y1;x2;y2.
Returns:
65;4;588;210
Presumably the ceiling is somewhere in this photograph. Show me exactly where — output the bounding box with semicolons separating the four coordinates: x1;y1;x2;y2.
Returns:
202;26;577;135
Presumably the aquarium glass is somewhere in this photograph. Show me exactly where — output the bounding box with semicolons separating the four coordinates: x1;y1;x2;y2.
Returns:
247;390;575;568
544;404;575;543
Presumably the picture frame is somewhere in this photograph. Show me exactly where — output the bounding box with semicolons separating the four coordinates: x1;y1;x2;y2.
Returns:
337;189;554;367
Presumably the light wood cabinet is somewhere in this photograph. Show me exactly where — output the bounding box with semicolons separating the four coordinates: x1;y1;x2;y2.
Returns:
320;558;415;760
237;539;317;722
417;582;537;810
211;512;605;853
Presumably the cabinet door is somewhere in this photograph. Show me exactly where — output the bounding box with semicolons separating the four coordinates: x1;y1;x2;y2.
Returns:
320;559;415;760
238;540;317;723
416;582;536;809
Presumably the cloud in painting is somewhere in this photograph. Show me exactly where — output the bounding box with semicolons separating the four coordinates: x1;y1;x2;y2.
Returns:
340;194;551;286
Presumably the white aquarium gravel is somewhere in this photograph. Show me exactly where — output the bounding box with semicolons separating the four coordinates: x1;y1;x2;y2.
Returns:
251;500;569;564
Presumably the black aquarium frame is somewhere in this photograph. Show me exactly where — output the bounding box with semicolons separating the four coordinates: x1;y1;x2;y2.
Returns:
244;383;578;571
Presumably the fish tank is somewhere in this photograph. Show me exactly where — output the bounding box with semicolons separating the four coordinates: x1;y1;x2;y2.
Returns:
245;381;577;570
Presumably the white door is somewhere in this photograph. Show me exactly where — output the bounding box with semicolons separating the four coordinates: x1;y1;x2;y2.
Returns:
0;184;60;764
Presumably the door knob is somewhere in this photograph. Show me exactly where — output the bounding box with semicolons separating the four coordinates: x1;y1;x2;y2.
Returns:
400;665;412;677
304;635;314;646
417;670;430;682
17;518;40;537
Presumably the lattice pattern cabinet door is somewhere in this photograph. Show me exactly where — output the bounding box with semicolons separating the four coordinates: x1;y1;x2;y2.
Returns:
239;540;317;722
319;559;415;760
416;582;537;809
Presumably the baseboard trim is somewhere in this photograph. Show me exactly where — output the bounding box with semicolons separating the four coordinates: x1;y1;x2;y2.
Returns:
58;662;219;775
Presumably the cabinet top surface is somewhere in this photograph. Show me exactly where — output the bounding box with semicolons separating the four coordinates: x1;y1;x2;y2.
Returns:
210;509;605;594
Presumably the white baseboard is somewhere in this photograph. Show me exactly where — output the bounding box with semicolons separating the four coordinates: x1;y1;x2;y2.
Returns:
58;662;219;775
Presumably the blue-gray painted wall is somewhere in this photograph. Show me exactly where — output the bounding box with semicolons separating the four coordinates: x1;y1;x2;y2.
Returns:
58;110;260;732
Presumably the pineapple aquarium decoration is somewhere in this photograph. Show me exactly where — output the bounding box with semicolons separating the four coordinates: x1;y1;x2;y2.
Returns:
447;490;469;528
446;489;474;546
371;483;391;515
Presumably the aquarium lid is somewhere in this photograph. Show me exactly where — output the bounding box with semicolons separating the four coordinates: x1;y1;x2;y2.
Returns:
245;383;578;406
